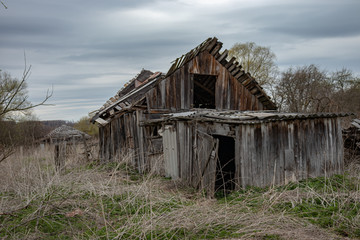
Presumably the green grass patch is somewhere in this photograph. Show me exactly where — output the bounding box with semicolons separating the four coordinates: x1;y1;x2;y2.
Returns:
272;174;360;238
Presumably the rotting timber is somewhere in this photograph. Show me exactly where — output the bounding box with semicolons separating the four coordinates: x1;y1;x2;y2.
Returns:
91;37;347;196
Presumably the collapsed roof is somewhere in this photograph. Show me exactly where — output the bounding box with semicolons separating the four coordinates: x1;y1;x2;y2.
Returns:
44;125;90;141
144;109;350;125
91;37;276;125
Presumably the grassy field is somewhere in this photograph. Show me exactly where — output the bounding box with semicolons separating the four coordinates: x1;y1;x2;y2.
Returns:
0;145;359;239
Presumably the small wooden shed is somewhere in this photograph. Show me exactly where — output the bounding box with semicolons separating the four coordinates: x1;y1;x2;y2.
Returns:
147;110;345;195
40;125;90;145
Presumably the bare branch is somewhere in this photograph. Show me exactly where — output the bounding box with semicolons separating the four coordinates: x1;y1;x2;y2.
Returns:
1;1;7;9
0;55;53;118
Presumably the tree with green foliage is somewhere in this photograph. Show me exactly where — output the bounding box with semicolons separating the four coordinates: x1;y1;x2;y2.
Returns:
228;42;278;88
74;115;99;138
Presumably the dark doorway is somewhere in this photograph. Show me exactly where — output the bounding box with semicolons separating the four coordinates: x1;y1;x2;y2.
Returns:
213;135;235;193
193;74;216;109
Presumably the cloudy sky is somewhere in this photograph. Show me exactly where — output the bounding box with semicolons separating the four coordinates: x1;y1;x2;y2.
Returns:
1;0;360;121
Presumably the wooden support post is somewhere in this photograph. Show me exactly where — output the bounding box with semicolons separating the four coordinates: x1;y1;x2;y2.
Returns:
54;141;66;172
82;135;90;162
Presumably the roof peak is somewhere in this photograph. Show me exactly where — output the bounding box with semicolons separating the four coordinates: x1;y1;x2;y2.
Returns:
165;37;276;110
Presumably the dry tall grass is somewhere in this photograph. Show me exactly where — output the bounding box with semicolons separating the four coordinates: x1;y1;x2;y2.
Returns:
0;144;359;239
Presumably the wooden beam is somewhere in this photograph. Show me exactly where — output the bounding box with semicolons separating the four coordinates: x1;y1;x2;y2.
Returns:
225;57;236;68
216;49;228;62
234;71;244;79
205;38;218;52
210;43;222;55
194;81;215;96
228;64;236;72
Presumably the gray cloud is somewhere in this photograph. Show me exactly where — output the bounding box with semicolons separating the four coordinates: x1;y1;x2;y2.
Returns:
252;1;360;38
1;0;360;120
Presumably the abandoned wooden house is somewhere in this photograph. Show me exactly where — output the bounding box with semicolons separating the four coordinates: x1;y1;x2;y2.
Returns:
91;37;346;194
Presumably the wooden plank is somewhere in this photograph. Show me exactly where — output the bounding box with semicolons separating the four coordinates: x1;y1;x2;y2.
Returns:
231;67;241;76
137;111;145;172
175;71;181;110
260;123;267;186
163;125;179;179
183;65;190;109
234;70;244;79
160;80;166;109
224;57;236;68
234;126;241;189
195;130;217;196
227;64;236;72
210;42;222;56
165;76;171;109
180;68;185;109
178;122;185;179
216;49;228;62
205;38;218;52
172;75;177;110
226;69;231;109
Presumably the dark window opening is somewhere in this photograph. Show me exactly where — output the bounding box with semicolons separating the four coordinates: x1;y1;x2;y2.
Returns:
146;125;160;138
152;125;159;137
193;74;216;109
213;135;235;194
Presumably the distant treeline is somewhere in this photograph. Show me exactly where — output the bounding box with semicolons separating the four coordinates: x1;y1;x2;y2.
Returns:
0;120;74;146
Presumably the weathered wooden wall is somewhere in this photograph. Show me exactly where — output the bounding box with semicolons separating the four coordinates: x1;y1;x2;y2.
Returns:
146;51;266;112
237;117;343;188
99;111;145;171
164;117;344;192
98;110;164;173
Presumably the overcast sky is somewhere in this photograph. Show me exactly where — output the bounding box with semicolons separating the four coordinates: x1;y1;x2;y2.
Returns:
1;0;360;121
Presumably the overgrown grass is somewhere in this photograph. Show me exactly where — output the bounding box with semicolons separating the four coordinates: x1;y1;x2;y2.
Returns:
0;145;359;239
271;172;360;238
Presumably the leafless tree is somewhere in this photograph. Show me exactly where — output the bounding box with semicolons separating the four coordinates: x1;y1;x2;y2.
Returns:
0;62;52;163
0;64;52;120
275;65;330;112
275;65;360;115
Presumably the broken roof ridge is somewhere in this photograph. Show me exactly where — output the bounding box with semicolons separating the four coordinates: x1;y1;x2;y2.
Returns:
99;69;155;111
164;37;276;110
46;124;90;139
117;69;154;96
91;71;164;124
166;37;218;77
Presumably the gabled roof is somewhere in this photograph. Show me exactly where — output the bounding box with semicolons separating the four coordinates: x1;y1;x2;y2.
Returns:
166;37;276;110
91;37;277;125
